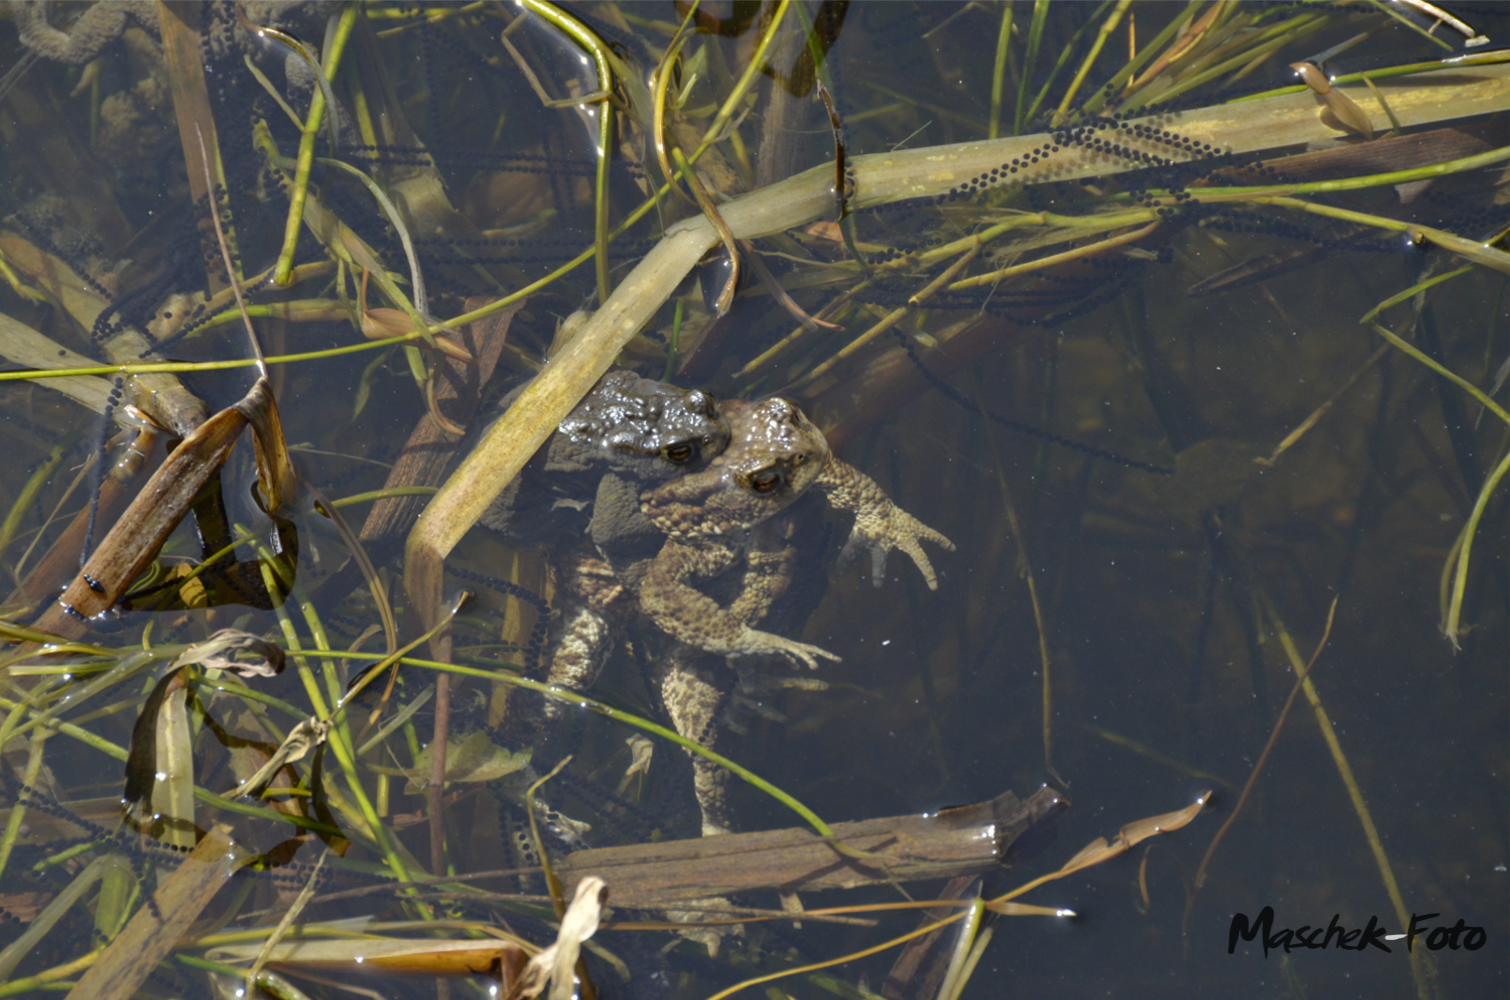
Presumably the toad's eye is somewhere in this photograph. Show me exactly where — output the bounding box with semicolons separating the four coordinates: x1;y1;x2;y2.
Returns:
663;442;694;464
749;468;783;493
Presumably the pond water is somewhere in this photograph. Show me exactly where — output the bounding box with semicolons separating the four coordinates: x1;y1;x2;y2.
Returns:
0;3;1505;999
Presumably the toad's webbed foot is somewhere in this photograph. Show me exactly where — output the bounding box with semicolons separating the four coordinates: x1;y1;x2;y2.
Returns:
837;507;956;590
731;628;840;670
817;458;955;590
724;667;830;734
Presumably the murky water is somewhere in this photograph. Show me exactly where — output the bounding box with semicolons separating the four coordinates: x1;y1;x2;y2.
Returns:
0;3;1505;999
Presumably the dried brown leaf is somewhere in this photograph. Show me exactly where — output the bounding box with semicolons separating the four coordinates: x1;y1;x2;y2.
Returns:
243;377;298;515
20;379;277;648
1319;89;1376;140
172;628;286;678
207;937;530;980
1058;837;1116;874
1118;793;1210;848
228;716;332;799
361;307;412;340
983;901;1073;917
517;876;608;1000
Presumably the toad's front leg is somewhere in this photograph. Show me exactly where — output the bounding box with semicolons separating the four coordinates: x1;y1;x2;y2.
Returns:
815;458;956;590
640;537;840;670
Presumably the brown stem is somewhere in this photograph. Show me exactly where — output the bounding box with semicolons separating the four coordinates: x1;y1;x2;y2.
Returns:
1191;597;1339;892
427;631;452;883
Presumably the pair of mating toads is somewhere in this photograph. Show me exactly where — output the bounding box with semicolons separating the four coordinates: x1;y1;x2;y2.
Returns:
479;371;953;835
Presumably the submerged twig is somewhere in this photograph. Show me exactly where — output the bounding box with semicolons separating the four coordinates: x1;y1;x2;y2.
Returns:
1191;598;1338;891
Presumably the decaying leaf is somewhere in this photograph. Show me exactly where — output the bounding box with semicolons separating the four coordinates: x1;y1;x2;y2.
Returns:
171;628;285;678
0;892;54;923
984;901;1072;917
1117;795;1210;845
616;735;654;795
360;306;419;341
121;667;198;846
228;716;333;799
516;876;609;1000
205;936;531;981
23;378;281;647
401;730;531;794
1291;61;1375;141
1045;793;1210;880
245;380;299;515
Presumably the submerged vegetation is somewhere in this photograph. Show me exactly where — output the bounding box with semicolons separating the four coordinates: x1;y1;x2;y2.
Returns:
0;2;1504;998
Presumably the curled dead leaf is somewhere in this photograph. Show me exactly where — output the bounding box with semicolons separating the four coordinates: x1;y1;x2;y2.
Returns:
1291;61;1372;139
517;876;608;1000
1289;61;1331;94
1318;90;1375;141
172;628;285;678
228;716;333;799
362;307;413;340
1057;793;1211;876
802;221;844;241
616;735;654;796
1118;792;1210;847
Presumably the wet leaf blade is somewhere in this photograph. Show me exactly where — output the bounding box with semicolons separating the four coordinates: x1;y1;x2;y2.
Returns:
157;1;236;293
0;310;114;413
152;680;197;848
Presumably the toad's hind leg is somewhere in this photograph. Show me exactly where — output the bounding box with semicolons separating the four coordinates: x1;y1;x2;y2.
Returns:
505;544;622;748
654;646;733;837
540;602;612;721
547;543;633;707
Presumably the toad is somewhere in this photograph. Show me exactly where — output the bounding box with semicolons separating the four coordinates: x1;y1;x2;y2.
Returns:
477;369;730;730
634;396;953;833
482;375;953;835
638;395;953;665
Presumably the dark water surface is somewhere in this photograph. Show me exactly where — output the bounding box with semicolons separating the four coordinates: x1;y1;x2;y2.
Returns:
0;3;1504;999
